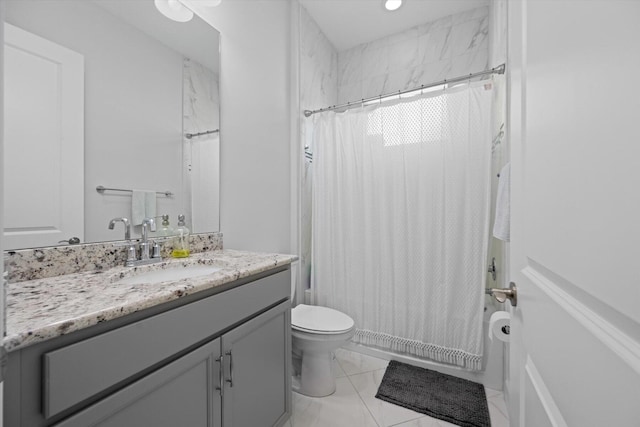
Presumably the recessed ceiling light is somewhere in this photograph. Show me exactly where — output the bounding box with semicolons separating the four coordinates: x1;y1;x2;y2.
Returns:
384;0;402;11
154;0;194;22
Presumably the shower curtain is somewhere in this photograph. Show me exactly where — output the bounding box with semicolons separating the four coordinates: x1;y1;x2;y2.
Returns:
311;82;492;370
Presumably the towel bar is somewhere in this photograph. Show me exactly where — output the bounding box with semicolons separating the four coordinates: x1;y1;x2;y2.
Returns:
96;186;173;197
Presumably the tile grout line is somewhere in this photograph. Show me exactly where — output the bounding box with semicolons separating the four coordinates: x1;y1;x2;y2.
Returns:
344;369;384;427
488;399;509;421
386;414;433;427
344;365;426;427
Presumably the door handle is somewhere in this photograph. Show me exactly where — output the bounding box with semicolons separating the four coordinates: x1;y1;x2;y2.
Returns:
58;237;81;245
225;350;234;387
215;355;224;396
486;282;517;306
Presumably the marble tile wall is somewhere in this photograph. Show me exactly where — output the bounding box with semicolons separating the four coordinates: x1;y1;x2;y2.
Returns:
5;232;223;283
183;58;219;135
337;6;490;104
299;4;338;291
489;0;507;67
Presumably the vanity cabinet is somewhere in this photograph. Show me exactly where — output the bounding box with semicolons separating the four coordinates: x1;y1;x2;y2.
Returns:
221;301;289;427
5;268;292;427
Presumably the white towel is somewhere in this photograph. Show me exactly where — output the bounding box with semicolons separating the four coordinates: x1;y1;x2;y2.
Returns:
131;190;157;225
493;163;510;241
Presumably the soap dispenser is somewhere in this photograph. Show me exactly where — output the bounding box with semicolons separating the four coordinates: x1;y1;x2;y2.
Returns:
158;214;174;237
171;214;190;258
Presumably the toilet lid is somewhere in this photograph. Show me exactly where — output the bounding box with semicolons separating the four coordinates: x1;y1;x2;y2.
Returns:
291;304;355;334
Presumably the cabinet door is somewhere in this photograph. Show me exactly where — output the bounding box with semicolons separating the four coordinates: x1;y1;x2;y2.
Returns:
54;339;222;427
222;301;291;427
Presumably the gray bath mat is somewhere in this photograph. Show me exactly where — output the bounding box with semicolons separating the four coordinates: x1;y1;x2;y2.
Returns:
375;360;491;427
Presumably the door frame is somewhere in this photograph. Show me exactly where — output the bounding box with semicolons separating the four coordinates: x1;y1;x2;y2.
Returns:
1;3;6;425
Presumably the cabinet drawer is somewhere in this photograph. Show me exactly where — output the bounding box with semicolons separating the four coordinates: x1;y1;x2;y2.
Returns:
53;338;222;427
43;269;289;418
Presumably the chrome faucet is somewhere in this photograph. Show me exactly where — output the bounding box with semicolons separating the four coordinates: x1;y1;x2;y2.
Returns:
108;217;131;240
109;217;162;267
140;217;157;261
109;217;137;266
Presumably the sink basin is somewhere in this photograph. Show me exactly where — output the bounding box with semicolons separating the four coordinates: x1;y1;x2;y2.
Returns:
115;265;222;285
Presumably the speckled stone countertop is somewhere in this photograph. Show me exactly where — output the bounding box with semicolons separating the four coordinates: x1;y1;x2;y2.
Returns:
4;249;297;352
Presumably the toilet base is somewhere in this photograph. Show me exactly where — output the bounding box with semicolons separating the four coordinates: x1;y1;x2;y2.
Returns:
293;350;336;397
291;315;355;397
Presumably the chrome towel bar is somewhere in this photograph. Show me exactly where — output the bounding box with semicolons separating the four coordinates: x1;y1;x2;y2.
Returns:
185;129;219;139
96;185;173;197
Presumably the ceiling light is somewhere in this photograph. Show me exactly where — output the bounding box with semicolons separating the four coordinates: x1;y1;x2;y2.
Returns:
384;0;402;11
154;0;194;22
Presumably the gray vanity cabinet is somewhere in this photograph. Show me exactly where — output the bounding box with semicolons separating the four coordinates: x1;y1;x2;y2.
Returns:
221;301;291;427
54;338;223;427
5;268;292;427
54;300;292;427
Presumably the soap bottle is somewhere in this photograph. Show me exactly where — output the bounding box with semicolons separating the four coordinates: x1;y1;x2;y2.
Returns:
157;214;174;238
171;214;190;258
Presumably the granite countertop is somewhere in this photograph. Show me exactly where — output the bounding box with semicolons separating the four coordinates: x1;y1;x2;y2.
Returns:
4;249;296;352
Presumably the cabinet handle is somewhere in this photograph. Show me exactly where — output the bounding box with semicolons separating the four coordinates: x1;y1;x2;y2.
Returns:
215;355;224;396
225;350;233;388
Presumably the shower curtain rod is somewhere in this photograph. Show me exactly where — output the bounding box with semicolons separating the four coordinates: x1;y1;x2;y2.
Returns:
303;63;506;118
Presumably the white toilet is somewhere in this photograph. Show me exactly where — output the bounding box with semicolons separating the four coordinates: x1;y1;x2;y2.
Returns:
291;304;355;397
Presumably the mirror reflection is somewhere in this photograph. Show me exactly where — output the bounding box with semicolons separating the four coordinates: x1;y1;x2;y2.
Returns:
3;0;220;250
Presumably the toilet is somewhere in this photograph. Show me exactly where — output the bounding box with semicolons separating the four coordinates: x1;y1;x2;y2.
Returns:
291;304;355;397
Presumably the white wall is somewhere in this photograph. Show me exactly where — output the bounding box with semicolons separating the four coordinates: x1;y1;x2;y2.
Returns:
5;1;184;242
187;0;292;253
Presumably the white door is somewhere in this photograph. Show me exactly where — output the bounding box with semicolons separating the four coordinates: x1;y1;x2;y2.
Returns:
3;23;84;250
508;1;640;426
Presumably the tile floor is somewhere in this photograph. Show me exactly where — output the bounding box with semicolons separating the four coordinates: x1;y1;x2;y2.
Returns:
285;348;510;427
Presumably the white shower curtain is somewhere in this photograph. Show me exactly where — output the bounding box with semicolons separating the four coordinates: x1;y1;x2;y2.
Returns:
311;82;492;370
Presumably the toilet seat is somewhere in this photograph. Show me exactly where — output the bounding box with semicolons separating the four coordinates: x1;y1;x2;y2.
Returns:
292;304;355;335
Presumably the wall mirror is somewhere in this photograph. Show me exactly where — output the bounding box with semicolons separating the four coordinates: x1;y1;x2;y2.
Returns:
3;0;220;250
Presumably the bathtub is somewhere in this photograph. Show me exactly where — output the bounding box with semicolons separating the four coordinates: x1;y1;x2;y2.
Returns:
340;307;505;390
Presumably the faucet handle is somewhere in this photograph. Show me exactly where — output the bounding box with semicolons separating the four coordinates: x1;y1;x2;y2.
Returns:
126;244;138;266
151;240;162;259
142;217;157;232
